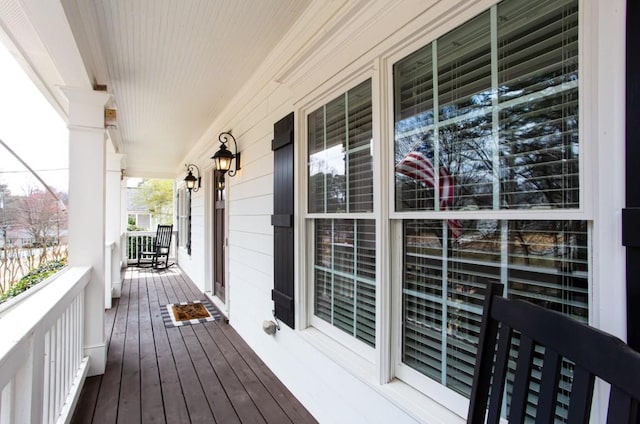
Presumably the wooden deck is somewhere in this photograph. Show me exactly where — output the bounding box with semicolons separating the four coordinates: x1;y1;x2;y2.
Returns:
71;266;317;424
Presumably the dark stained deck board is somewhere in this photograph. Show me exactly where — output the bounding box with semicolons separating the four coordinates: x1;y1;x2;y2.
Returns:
217;322;316;423
202;323;292;424
137;272;164;424
179;325;242;424
192;323;268;424
71;266;317;424
72;300;119;422
118;270;141;423
146;269;192;424
92;272;131;424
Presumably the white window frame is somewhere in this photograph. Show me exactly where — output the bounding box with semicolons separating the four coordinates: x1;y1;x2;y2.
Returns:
300;70;380;364
384;0;591;417
177;186;189;249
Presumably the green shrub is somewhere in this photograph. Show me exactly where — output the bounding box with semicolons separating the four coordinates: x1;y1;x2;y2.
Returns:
0;258;68;304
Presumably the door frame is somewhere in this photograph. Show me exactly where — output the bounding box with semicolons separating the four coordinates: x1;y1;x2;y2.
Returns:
205;166;229;316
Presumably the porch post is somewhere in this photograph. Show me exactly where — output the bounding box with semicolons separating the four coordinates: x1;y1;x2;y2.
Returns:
106;152;124;303
62;87;111;376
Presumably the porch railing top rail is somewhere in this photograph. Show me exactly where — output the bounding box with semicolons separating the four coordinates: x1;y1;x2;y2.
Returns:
0;264;70;317
0;266;90;388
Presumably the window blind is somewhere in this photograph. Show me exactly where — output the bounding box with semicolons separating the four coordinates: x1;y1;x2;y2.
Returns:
308;80;373;213
498;0;579;209
402;219;588;409
314;219;376;347
394;0;579;212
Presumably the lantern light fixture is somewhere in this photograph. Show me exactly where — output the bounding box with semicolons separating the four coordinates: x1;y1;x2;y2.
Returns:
184;163;201;192
212;131;241;178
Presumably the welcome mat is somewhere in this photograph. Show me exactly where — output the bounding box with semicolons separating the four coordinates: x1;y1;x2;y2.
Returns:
162;300;219;327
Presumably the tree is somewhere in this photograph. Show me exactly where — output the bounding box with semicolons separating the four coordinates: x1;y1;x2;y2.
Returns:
15;187;64;246
0;184;10;246
133;179;173;225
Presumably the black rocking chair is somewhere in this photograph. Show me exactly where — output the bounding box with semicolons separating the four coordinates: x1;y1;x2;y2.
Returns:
468;283;640;423
137;224;173;269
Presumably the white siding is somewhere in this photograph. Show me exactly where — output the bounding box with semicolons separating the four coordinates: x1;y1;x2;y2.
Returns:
178;0;627;422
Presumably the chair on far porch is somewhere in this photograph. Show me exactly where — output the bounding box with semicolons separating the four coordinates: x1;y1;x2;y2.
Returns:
467;283;640;423
137;224;173;269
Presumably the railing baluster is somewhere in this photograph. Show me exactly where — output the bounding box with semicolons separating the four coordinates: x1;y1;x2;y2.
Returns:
63;308;70;399
54;318;61;418
1;379;15;424
43;329;50;423
51;325;57;424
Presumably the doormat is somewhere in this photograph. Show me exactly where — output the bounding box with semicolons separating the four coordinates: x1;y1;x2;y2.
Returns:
162;300;219;327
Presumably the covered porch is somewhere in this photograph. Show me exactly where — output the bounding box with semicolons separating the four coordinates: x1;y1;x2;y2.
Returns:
71;266;315;424
0;0;635;422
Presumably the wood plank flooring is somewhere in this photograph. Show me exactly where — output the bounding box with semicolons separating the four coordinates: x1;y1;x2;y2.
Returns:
71;267;317;424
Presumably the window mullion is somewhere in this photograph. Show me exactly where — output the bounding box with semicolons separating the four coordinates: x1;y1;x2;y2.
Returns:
491;5;500;210
432;40;441;210
323;105;328;214
440;220;448;385
500;219;508;293
330;219;335;325
345;91;351;213
353;220;358;338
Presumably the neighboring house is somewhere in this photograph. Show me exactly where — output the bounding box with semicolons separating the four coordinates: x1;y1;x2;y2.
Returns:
126;187;155;231
0;0;633;422
0;228;33;249
2;228;67;248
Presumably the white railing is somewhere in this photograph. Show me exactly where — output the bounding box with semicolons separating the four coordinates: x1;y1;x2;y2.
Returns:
0;266;90;423
125;231;177;265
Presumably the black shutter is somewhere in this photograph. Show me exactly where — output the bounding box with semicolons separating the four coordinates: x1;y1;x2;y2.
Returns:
271;112;295;328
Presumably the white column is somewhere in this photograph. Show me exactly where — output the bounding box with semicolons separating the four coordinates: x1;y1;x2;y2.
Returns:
106;152;124;303
62;87;111;376
121;176;129;265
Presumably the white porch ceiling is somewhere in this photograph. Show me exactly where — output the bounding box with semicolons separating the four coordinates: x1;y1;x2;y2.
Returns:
0;0;312;178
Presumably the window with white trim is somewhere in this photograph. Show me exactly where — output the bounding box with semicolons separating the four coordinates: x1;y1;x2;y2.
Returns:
302;0;587;420
307;80;376;349
177;187;189;249
392;0;584;421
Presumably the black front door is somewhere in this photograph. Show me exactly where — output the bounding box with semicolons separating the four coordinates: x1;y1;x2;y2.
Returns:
213;170;225;302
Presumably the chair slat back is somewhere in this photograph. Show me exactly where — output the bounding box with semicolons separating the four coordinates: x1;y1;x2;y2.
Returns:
155;224;173;249
535;348;561;424
467;283;640;423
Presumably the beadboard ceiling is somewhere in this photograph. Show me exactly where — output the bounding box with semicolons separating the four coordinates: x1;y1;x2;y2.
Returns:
1;0;312;178
83;0;312;177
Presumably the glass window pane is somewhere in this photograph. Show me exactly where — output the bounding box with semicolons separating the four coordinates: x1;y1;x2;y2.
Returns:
308;80;373;213
394;0;579;212
314;219;376;347
437;11;491;121
401;218;588;411
348;81;374;212
498;0;579;209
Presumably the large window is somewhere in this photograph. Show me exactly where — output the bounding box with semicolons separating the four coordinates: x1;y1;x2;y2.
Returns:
308;80;376;349
302;0;587;419
393;0;584;420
